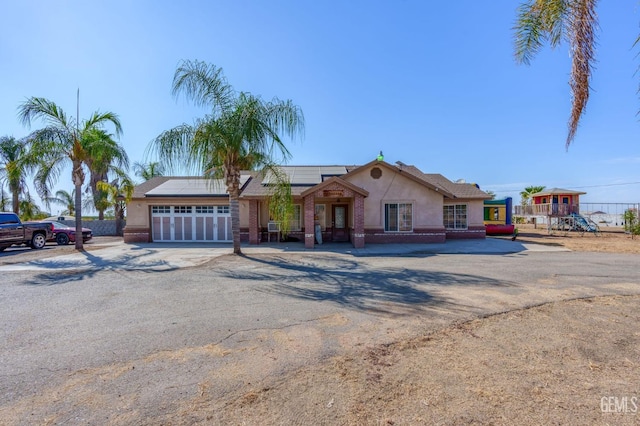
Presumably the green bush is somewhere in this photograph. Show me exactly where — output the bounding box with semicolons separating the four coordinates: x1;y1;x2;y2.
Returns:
623;209;640;238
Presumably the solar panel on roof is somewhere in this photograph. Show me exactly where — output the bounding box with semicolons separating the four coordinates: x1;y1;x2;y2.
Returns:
146;175;250;196
262;166;347;185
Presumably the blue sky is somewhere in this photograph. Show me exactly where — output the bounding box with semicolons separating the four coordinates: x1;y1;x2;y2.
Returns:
2;1;639;210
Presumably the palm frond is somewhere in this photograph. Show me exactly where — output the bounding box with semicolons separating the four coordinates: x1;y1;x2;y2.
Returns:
172;60;234;113
566;0;598;148
83;111;123;137
18;97;72;130
514;0;570;65
147;124;197;174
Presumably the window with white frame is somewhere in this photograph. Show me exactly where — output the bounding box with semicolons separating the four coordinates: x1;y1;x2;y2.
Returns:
443;204;467;229
196;206;215;214
291;205;302;231
384;203;413;232
152;206;171;214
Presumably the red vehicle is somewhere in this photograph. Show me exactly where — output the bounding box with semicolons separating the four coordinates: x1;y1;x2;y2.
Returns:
43;221;93;245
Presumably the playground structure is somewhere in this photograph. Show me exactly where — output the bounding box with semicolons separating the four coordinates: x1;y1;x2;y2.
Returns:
483;197;515;235
513;188;640;236
513;188;601;235
549;212;600;236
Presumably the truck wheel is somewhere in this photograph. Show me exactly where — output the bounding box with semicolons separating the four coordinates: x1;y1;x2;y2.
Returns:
56;233;70;245
30;233;47;249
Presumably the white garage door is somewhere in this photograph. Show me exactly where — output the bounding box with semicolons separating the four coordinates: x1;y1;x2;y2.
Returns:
151;205;232;242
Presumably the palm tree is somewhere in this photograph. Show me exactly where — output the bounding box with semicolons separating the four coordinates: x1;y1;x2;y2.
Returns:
0;136;33;214
149;60;304;254
46;188;94;216
19;97;123;250
0;188;10;211
520;185;546;206
19;193;46;221
514;0;598;148
47;189;75;215
133;161;164;181
83;128;130;220
97;172;135;236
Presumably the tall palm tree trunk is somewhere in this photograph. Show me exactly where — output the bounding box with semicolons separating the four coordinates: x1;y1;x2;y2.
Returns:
10;186;19;215
72;160;85;250
229;189;241;255
226;164;242;255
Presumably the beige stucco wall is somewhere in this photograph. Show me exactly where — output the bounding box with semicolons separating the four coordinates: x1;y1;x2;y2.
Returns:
239;200;250;226
466;199;485;227
126;198;151;228
345;165;443;228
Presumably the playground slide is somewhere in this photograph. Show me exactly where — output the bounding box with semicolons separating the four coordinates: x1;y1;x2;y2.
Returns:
569;213;600;233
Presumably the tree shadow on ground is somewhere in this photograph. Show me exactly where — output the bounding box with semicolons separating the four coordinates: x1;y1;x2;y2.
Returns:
218;255;515;317
23;249;177;286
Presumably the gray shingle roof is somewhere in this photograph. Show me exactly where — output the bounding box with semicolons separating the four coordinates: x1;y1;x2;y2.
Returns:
397;164;491;200
530;187;586;197
131;163;490;200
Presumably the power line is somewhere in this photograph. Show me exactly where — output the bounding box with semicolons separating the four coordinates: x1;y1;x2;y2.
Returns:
490;181;640;193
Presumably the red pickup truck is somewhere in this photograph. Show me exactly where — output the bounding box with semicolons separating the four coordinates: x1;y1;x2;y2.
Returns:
0;212;54;251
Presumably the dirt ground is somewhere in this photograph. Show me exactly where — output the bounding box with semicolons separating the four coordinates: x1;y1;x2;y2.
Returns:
512;224;640;254
212;295;640;425
2;231;639;425
206;227;640;425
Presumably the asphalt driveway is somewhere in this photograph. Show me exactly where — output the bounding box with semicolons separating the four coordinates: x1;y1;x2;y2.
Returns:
0;241;638;423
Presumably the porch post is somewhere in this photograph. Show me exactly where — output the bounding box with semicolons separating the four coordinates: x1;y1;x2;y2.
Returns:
304;194;315;249
353;193;365;248
249;199;260;245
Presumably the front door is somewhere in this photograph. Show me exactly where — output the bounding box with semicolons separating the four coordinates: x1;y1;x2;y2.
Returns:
332;204;349;242
552;195;559;215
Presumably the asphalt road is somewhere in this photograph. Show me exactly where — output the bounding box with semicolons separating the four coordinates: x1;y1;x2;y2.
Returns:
1;246;639;423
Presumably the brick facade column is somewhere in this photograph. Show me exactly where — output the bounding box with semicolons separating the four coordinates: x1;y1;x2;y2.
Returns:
249;199;259;245
353;193;365;248
304;194;315;249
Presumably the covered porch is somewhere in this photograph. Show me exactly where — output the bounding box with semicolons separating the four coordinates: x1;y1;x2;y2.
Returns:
300;177;369;249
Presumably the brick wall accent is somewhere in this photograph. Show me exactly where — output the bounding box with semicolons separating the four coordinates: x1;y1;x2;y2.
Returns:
304;194;315;248
240;228;249;243
248;200;259;244
352;193;365;248
123;227;151;243
364;228;446;244
308;182;356;199
445;226;486;240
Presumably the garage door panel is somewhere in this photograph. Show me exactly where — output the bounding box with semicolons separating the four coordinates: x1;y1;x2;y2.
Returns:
152;217;161;240
195;217;204;240
206;217;214;240
152;205;231;243
183;217;193;240
162;217;171;240
174;217;183;240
